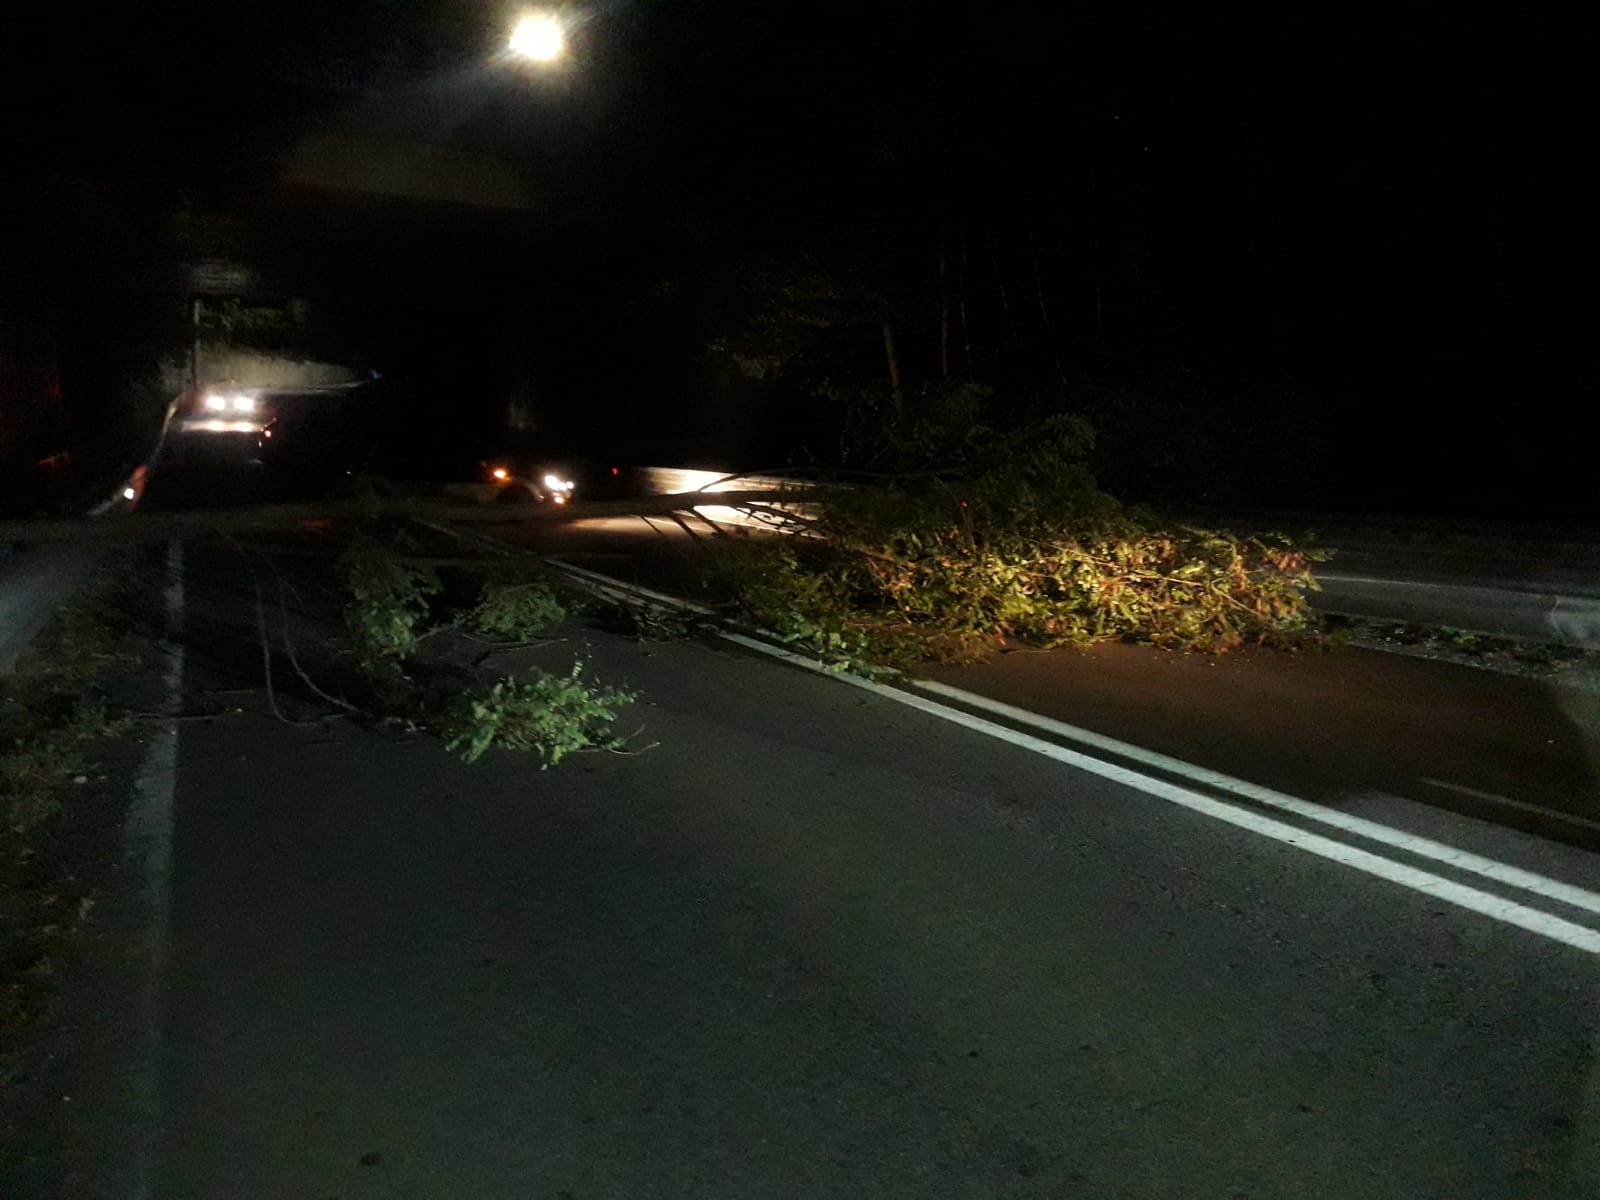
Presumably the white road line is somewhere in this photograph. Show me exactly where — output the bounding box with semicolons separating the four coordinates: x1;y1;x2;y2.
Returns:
547;557;717;615
541;559;1600;954
1316;571;1542;595
714;632;1600;956
1420;777;1600;834
123;539;185;1198
913;679;1600;919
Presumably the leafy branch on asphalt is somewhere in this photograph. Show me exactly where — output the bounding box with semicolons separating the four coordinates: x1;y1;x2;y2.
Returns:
467;581;568;643
338;539;442;672
441;663;636;767
333;525;637;766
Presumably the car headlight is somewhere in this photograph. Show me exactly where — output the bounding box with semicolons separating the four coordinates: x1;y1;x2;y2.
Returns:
203;393;227;412
231;394;256;413
542;473;575;492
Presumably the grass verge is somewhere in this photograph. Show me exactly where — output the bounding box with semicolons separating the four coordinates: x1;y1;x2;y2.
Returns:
0;562;147;1046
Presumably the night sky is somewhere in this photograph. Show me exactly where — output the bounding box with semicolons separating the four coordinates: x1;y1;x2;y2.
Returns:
6;2;1591;518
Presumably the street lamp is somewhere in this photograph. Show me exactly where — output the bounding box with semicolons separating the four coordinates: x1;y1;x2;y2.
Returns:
509;11;566;63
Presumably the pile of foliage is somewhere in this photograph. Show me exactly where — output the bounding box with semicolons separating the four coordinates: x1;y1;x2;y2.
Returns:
717;391;1325;667
441;664;635;766
336;532;635;767
338;544;442;674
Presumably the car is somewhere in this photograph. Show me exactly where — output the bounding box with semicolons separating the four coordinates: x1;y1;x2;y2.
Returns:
174;386;267;435
480;455;579;505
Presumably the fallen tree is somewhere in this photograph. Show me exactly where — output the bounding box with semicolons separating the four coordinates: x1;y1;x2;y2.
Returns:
700;412;1328;665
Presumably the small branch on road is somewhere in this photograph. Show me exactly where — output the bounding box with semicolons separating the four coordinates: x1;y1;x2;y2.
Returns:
272;569;372;720
130;709;244;723
220;531;329;727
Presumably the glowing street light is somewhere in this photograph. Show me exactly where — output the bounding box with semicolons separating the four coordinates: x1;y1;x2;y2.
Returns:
509;11;566;63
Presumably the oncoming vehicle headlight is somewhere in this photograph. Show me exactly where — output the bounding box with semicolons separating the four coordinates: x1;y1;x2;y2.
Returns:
542;473;575;492
202;392;255;413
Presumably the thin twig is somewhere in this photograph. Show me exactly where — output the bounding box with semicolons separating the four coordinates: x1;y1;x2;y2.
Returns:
604;741;660;758
218;530;312;725
668;507;723;542
271;568;370;718
467;633;569;653
129;709;242;723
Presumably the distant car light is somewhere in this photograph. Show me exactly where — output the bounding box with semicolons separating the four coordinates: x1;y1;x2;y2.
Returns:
543;474;574;491
122;486;136;501
184;419;260;434
492;466;510;481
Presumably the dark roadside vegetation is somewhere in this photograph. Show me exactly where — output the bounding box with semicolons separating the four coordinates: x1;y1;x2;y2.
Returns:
0;563;153;1086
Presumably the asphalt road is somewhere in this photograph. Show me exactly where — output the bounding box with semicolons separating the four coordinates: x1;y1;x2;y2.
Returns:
8;439;1600;1197
9;535;1597;1199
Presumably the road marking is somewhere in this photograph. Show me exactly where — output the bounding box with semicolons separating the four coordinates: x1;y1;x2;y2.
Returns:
1420;777;1600;834
547;557;717;615
543;559;1600;954
912;679;1600;919
1316;571;1544;595
714;633;1600;956
123;539;185;1198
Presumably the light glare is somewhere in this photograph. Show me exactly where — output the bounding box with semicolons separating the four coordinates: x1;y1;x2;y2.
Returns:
510;12;565;62
184;419;260;434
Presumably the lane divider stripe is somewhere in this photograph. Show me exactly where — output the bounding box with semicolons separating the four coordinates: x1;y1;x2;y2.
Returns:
547;557;716;615
912;680;1600;918
548;558;1600;954
716;633;1600;956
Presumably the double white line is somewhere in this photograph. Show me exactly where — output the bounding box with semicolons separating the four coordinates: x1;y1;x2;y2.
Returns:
551;559;1600;957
